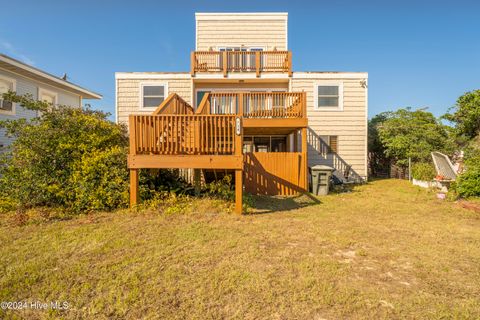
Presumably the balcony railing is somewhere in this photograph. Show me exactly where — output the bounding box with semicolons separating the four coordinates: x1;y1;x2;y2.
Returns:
196;92;306;119
191;51;292;77
129;114;237;155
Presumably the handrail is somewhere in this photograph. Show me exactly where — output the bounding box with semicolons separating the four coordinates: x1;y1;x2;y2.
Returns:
129;114;236;155
191;51;292;77
194;92;306;118
195;93;211;115
152;93;194;115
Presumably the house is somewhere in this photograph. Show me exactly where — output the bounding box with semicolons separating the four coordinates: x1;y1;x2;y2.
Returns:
0;54;102;147
115;12;368;213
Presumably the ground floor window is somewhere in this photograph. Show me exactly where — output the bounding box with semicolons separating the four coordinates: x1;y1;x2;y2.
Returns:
243;135;287;153
319;135;338;153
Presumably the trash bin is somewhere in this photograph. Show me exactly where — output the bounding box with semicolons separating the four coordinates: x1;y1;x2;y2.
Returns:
310;165;335;195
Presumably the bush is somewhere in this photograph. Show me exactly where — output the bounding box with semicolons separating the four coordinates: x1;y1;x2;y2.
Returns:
412;162;436;181
69;146;130;212
0;93;129;213
456;156;480;198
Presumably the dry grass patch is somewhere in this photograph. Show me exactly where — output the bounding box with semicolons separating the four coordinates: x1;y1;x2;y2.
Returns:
0;179;479;319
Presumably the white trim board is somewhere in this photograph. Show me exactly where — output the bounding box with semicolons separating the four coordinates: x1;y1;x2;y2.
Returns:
195;13;288;21
0;54;101;99
138;81;168;110
115;73;190;80
0;74;17;116
313;81;344;112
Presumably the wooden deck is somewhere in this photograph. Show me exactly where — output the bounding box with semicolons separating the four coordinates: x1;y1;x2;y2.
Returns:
128;92;308;213
191;51;292;77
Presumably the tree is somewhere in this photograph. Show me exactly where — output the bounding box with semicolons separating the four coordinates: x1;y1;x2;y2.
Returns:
443;89;480;142
368;112;390;176
376;108;455;167
0;92;130;212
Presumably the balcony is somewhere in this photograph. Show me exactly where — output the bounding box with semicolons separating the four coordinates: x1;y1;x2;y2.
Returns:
191;51;292;77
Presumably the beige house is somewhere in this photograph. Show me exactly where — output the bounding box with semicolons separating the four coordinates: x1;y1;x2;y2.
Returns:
116;12;368;209
0;54;102;147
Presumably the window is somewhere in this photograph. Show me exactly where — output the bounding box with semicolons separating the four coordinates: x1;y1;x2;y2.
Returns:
314;82;343;110
141;84;166;109
329;136;338;153
319;135;339;154
0;76;16;115
38;88;58;106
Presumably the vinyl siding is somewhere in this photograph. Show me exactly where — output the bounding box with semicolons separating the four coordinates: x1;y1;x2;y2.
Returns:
291;76;368;178
196;18;287;51
0;68;81;147
116;77;192;127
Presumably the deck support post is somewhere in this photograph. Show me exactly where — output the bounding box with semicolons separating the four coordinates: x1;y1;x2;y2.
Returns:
194;169;201;196
301;127;308;191
235;169;243;214
130;169;139;207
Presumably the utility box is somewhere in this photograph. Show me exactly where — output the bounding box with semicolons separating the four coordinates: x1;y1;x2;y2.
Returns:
310;165;335;195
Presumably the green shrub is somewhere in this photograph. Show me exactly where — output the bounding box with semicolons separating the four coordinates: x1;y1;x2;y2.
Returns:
0;92;129;213
412;162;436;181
69;146;130;212
456;156;480;198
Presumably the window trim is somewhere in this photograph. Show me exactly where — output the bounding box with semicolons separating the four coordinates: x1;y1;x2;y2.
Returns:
0;74;17;115
38;87;58;106
139;82;168;110
313;81;344;111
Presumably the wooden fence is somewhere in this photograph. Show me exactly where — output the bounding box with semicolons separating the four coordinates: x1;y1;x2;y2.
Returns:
129;115;237;155
244;152;307;196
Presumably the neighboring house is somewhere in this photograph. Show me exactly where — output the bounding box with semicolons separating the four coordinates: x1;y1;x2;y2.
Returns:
116;12;368;212
0;54;102;147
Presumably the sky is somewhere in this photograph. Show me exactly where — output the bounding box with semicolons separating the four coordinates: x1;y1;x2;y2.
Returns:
1;0;479;120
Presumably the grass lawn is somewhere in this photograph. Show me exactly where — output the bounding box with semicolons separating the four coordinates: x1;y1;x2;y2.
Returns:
1;179;479;319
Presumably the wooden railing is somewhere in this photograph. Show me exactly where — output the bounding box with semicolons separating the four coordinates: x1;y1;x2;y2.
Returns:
191;51;292;77
153;93;194;115
196;92;306;118
129;115;237;155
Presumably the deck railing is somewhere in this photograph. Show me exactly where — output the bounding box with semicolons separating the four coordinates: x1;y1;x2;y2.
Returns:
191;51;292;77
196;92;306;118
153;93;194;115
129;115;237;155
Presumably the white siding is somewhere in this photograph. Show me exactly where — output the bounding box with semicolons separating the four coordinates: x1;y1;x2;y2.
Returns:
291;75;368;178
0;68;81;147
116;76;192;127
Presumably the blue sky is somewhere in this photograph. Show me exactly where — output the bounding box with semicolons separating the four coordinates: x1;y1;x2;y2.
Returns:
1;0;479;120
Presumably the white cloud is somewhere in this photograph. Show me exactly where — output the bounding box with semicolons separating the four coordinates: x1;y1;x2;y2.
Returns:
0;39;35;65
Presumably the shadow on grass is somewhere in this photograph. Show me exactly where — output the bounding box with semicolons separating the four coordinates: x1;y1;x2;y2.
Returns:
246;192;321;215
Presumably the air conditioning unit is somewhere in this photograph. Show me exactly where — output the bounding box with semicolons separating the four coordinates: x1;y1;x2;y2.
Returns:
0;99;13;111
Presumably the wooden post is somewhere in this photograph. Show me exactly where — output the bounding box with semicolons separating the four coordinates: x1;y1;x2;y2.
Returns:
293;130;298;152
128;116;139;207
234;115;243;214
301;127;308;191
255;51;260;78
223;51;228;77
288;51;293;77
190;52;195;76
130;169;139;207
194;169;201;195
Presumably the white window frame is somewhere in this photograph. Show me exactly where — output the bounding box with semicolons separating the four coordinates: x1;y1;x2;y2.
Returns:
313;81;344;111
0;74;17;115
139;82;168;110
38;87;58;106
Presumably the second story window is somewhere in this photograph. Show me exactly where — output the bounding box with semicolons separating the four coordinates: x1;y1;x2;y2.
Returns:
141;84;167;109
0;76;16;115
314;82;344;111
